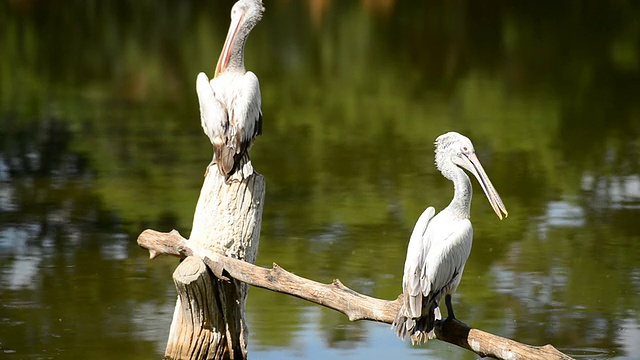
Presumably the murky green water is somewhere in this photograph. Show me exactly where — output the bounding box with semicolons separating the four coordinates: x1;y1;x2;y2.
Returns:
1;1;639;359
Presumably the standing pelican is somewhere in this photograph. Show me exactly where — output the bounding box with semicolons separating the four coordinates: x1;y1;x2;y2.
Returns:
196;0;264;182
392;132;508;344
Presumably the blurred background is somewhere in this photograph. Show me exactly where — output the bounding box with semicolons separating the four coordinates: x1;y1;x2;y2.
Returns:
1;0;639;359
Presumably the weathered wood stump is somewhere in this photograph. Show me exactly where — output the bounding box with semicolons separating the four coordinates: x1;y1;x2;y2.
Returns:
166;257;221;359
163;171;265;360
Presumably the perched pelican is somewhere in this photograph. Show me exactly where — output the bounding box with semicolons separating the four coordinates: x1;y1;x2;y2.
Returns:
196;0;264;182
392;132;508;344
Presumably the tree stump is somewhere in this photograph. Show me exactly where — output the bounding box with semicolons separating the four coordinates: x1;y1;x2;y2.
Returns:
166;257;221;359
164;171;265;360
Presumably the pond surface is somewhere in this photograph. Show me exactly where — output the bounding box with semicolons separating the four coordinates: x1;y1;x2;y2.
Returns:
1;1;640;359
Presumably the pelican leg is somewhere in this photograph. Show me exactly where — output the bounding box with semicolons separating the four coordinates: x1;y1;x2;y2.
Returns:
445;294;456;320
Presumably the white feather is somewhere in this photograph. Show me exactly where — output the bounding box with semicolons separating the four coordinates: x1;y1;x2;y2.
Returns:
402;206;435;318
196;72;226;145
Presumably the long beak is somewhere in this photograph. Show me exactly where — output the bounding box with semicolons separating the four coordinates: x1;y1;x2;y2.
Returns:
215;12;245;77
460;152;509;220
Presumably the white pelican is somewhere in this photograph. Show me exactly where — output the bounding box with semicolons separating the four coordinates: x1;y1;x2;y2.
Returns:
392;132;508;344
196;0;264;182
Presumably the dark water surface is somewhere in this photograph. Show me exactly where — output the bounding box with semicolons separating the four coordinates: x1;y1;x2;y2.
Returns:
1;1;639;359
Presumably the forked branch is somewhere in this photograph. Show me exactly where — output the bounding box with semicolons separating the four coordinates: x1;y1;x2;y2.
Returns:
137;229;574;360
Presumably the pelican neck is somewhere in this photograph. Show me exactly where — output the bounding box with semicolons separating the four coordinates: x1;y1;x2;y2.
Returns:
225;43;246;74
224;22;252;74
442;162;473;219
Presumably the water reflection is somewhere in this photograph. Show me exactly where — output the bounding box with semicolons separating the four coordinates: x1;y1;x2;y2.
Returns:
1;0;639;359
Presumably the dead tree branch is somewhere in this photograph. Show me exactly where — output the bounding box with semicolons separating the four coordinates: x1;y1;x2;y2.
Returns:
138;229;574;360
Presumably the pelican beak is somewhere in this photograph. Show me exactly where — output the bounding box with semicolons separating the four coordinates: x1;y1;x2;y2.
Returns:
215;12;245;77
459;152;509;220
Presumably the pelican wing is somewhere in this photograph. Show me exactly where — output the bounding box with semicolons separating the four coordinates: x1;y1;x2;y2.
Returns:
196;72;227;146
228;70;262;151
402;206;435;318
421;217;473;301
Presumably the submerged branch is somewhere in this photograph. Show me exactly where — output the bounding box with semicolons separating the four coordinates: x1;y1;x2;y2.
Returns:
138;229;574;360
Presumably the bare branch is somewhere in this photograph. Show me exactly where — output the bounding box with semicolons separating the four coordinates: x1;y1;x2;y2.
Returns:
138;229;193;259
137;229;574;360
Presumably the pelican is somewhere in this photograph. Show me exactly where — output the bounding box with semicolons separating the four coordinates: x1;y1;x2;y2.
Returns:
196;0;264;182
392;132;508;344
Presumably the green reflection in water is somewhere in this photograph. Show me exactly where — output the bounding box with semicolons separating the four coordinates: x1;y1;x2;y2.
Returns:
1;1;639;359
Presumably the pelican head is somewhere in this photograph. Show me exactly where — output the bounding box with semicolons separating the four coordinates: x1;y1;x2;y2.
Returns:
215;0;265;77
435;132;508;219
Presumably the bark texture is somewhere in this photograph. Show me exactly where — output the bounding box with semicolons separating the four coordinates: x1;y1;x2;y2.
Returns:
166;257;223;360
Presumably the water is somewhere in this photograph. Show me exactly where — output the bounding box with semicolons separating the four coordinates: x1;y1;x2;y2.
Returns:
1;1;639;359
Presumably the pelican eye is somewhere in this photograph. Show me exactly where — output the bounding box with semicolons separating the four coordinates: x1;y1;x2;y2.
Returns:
462;146;469;152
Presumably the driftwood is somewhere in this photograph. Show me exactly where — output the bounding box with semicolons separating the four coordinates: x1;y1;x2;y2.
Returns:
163;171;265;360
138;229;574;360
